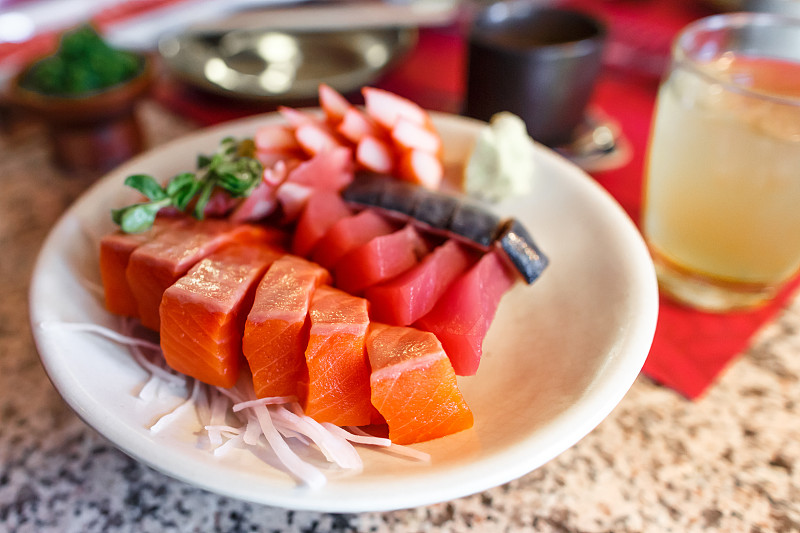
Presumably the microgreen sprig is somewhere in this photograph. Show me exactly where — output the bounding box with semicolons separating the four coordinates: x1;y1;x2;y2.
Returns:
111;137;262;233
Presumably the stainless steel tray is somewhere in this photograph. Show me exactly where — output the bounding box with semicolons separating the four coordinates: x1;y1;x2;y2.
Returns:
158;26;417;101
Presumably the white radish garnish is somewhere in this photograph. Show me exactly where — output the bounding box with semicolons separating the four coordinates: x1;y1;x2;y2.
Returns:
251;403;327;489
243;417;263;446
150;379;203;433
346;426;432;462
323;423;391;447
232;396;298;411
207;391;230;446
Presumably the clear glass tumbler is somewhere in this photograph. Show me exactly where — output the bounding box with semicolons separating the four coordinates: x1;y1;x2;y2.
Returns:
642;13;800;312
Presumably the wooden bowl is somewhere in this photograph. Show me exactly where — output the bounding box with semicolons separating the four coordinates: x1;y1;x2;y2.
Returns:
10;54;154;174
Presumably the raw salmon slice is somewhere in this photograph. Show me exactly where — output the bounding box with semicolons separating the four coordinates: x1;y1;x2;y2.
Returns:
160;241;282;388
415;249;516;376
126;219;273;331
365;239;476;326
292;190;352;258
303;285;373;426
99;216;180;317
366;323;473;444
311;209;395;270
334;224;428;295
243;255;331;399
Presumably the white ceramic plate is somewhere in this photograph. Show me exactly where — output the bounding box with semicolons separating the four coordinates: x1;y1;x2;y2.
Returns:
29;112;658;513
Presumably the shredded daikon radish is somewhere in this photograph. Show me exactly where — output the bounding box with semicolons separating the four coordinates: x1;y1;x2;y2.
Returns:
243;417;263;446
232;396;297;412
251;403;327;489
214;433;244;457
49;315;432;488
347;426;432;462
204;424;243;438
274;425;312;446
149;379;202;433
137;373;162;401
271;405;362;470
207;392;230;446
324;423;391;447
193;382;212;426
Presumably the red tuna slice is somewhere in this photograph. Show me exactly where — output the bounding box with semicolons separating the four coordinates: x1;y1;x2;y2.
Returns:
99;217;181;318
365;239;476;326
311;209;395;270
292;190;352;258
414;248;516;376
242;255;331;399
160;241;283;388
126;220;274;331
302;285;374;426
285;146;354;191
367;323;473;444
334;224;428;295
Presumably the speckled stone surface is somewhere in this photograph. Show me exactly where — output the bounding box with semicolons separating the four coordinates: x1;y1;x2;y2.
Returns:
1;102;799;533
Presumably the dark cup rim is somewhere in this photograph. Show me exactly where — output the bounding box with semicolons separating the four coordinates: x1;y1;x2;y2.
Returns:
470;4;606;59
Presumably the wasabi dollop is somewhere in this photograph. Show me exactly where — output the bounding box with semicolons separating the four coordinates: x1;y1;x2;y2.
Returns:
464;112;536;202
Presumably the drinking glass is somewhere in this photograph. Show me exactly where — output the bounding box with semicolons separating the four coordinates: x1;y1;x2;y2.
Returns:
642;13;800;312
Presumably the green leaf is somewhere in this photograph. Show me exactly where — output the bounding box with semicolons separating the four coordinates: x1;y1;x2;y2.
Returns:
124;174;167;201
111;136;264;232
193;180;216;220
165;172;196;195
114;199;169;233
172;180;203;211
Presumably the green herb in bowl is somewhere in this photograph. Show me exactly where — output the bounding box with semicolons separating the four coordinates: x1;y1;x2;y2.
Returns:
20;24;142;96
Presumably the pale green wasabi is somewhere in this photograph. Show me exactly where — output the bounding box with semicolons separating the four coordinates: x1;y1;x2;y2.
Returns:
464;112;536;202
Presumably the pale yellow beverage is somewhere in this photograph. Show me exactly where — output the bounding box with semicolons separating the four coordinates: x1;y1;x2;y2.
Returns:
643;43;800;311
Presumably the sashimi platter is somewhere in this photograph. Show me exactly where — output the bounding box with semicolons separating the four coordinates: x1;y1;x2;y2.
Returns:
30;86;658;512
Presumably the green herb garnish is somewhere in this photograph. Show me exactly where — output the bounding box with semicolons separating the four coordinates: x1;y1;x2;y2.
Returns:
112;137;262;233
21;24;141;96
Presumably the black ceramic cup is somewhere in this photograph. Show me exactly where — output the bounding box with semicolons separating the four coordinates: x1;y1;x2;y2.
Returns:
464;1;606;147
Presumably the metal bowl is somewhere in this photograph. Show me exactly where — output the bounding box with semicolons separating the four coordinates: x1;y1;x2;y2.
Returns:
158;26;417;101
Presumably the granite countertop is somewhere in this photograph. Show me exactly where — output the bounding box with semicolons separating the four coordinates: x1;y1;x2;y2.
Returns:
1;101;799;533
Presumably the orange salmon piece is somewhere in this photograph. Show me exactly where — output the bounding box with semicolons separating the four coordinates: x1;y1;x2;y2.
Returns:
243;255;331;399
303;285;373;426
159;241;282;388
126;219;273;331
366;323;473;444
99;217;180;317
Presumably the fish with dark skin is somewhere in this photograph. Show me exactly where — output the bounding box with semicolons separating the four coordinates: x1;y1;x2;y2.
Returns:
342;172;548;283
